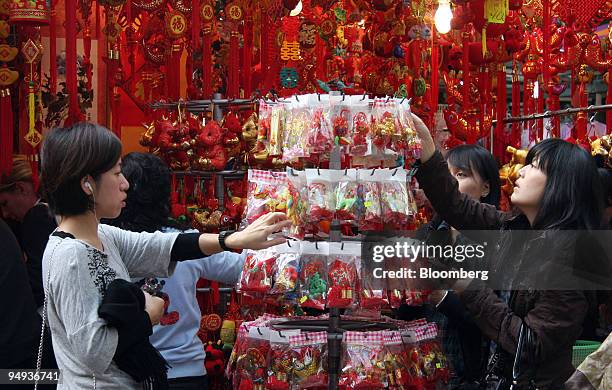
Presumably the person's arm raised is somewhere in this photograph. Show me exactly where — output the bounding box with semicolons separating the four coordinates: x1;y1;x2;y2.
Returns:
411;114;504;231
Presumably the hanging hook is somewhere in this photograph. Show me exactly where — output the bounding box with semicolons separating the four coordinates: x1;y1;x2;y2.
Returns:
317;168;321;176
287;240;292;248
371;168;376;176
257;327;263;336
341;242;344;250
361;92;367;101
317;93;321;102
295;95;300;102
278;330;285;338
315;241;319;250
392;168;398;176
342;91;346;101
400;97;406;104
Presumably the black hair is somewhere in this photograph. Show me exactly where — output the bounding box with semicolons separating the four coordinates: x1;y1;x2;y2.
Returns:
526;138;603;229
41;122;122;216
446;144;501;207
598;168;612;208
109;152;172;233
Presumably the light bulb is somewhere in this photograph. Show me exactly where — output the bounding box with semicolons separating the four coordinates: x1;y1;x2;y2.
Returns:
434;0;453;34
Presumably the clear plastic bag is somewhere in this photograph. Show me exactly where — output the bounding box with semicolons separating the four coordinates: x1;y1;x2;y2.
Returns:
242;170;290;227
306;169;337;224
306;97;333;155
335;169;359;223
282;98;310;163
357;169;383;232
380;168;416;231
298;242;329;311
338;331;388;389
289;331;329;389
234;327;271;389
270;242;300;296
327;242;360;309
266;329;299;390
238;249;277;294
285;168;308;240
349;98;371;157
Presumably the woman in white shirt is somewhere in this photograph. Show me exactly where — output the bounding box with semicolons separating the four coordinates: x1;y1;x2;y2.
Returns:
40;122;289;389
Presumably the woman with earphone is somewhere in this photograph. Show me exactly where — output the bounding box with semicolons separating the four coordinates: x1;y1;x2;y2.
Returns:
39;123;290;389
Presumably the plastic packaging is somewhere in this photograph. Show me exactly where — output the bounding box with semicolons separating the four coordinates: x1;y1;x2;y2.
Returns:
298;241;329;311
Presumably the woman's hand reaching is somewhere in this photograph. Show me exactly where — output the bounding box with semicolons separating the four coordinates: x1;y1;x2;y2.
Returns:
411;113;436;163
226;212;292;250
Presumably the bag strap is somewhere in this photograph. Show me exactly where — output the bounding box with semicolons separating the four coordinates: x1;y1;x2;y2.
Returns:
34;240;97;390
511;320;538;390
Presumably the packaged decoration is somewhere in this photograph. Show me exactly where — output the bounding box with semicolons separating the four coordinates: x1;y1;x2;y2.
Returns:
330;95;351;147
243;170;290;226
263;102;285;157
266;329;299;390
238;249;277;294
338;331;388;389
395;100;421;160
270;242;300;296
371;99;398;152
400;323;449;390
383;331;412;390
380;168;416;231
335;169;359;224
306;97;333;155
298;241;329;311
359;263;386;311
282;98;310;163
235;326;271;389
289;331;329;389
306;169;337;225
349;99;371;156
327;242;360;309
358;170;384;232
285;168;308;240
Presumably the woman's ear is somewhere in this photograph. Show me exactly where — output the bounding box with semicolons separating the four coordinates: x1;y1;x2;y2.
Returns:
80;176;94;195
481;182;490;198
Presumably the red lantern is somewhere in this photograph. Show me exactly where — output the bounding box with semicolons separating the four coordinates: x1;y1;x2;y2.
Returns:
9;0;49;25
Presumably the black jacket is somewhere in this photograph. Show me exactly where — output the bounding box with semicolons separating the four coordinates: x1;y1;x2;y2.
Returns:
416;151;612;389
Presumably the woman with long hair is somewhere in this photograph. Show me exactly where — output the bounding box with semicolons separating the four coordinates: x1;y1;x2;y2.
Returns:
410;114;610;389
40;123;289;389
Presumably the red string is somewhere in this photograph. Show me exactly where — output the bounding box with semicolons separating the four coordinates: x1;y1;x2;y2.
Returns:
202;26;213;98
192;0;200;49
49;0;57;95
228;31;240;98
0;90;13;177
607;67;612;135
242;16;253;98
65;0;79;125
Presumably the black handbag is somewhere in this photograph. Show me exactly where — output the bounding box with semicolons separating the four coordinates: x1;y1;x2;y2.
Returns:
482;321;538;390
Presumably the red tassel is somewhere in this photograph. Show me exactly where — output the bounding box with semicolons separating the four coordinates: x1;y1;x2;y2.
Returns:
242;16;253;98
430;28;439;132
192;0;200;49
495;66;506;159
511;63;521;147
228;31;240;98
202;25;213;98
167;45;182;100
576;82;587;140
49;0;57;95
607;67;612;135
65;0;79;125
0;89;13;178
462;31;470;111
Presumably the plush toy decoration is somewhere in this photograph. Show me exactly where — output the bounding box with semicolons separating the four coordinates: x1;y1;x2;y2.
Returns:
204;342;225;377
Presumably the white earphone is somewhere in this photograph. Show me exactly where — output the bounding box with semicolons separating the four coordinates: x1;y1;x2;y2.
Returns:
85;181;93;194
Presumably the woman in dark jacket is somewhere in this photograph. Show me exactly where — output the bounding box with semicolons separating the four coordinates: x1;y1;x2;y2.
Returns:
411;114;611;389
399;144;501;388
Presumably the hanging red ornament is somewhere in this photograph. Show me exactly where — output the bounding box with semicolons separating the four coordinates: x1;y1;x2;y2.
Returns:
199;120;223;146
